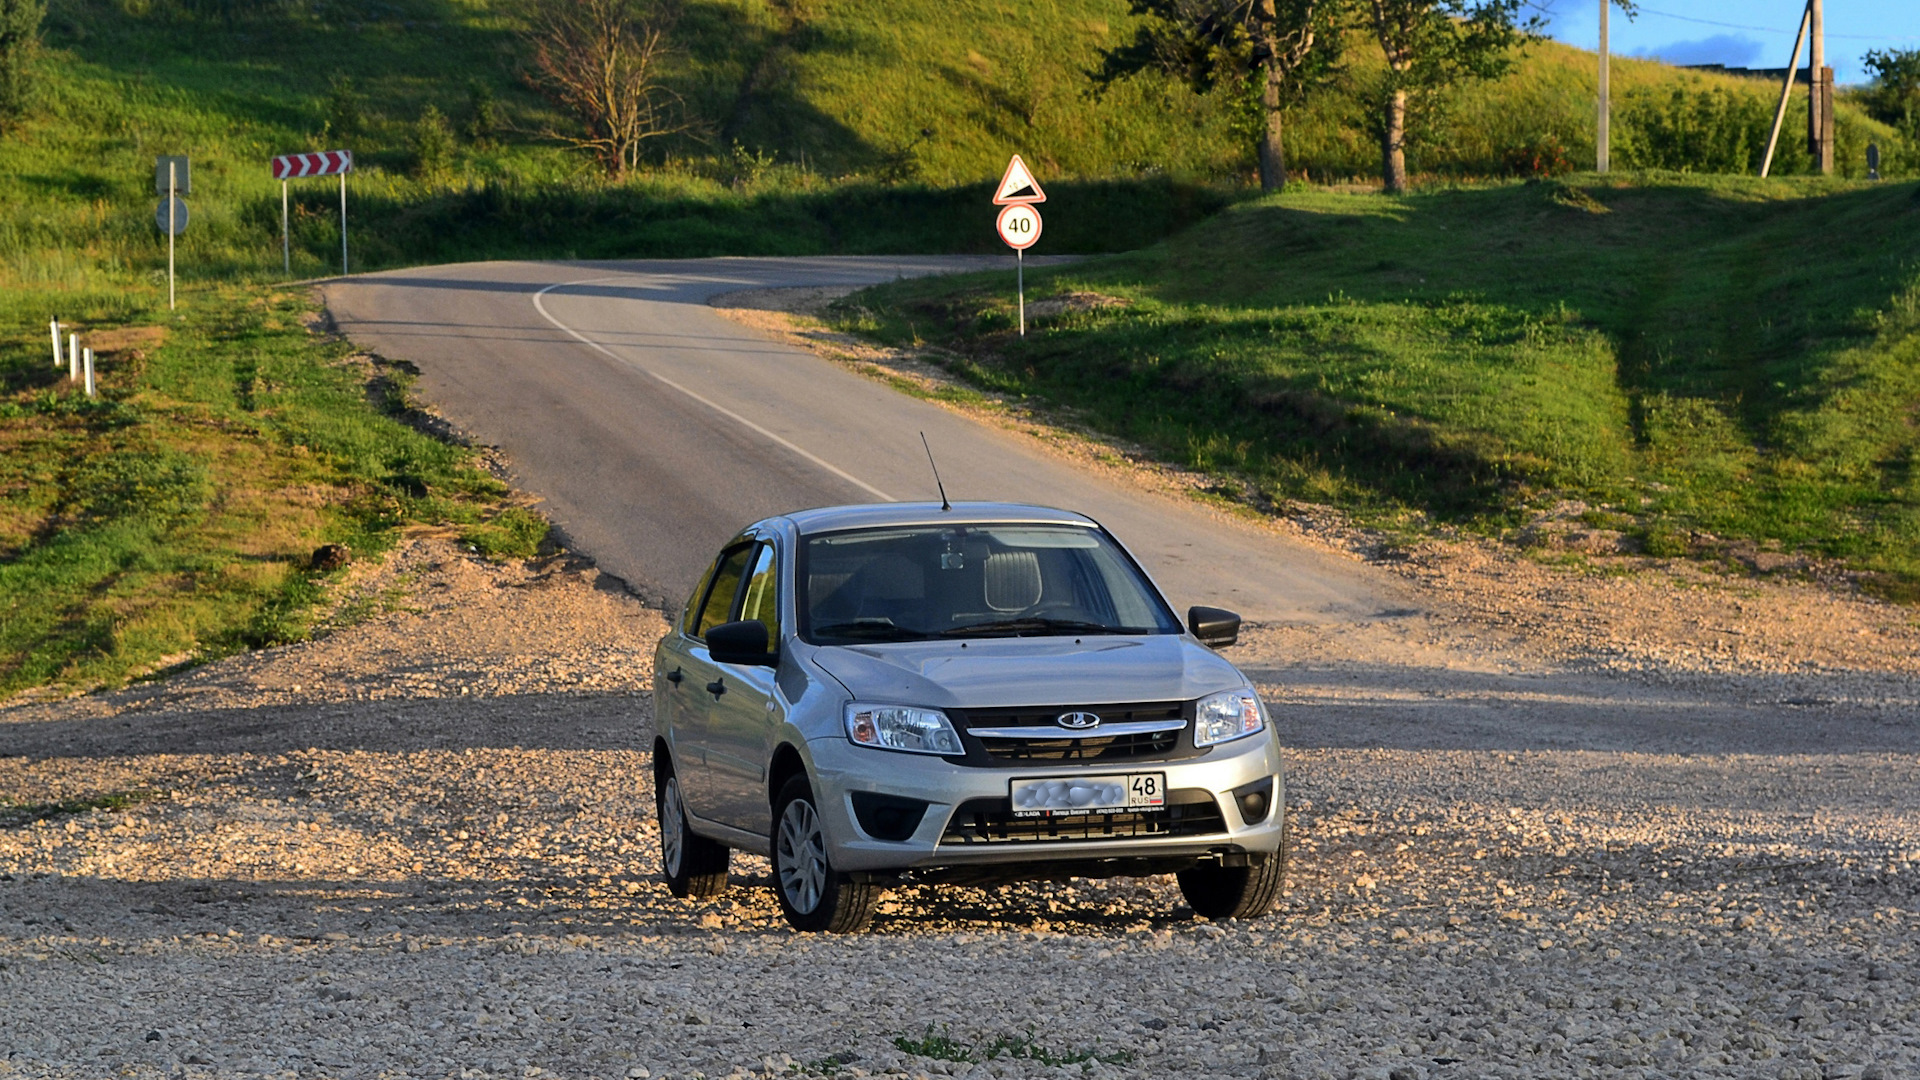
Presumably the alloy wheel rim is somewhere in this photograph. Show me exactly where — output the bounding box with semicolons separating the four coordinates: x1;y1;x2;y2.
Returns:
661;777;686;877
776;798;827;914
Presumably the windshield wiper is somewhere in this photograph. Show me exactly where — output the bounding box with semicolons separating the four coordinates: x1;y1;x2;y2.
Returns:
810;620;936;642
938;617;1146;638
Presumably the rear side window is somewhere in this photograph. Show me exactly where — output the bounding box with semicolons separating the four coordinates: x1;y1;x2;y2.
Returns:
738;543;780;642
692;544;756;639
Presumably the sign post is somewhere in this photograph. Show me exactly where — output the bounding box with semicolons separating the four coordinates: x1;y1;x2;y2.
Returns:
992;154;1047;337
271;151;354;277
154;156;190;310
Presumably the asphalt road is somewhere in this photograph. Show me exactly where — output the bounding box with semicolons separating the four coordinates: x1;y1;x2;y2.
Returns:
321;257;1398;620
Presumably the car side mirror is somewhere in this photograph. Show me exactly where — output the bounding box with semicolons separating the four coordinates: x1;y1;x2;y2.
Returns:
707;619;779;667
1188;606;1240;649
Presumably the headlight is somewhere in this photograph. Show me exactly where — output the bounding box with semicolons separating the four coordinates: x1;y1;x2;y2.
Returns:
844;704;964;755
1194;688;1266;747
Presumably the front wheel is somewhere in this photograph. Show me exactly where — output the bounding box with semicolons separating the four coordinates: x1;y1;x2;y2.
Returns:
1178;821;1287;920
657;768;729;898
771;775;881;933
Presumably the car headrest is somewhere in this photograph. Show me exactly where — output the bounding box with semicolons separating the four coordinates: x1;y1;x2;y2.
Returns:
984;550;1042;611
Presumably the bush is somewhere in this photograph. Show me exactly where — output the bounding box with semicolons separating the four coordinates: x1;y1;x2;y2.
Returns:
1617;85;1774;174
1501;132;1573;178
412;104;456;181
323;74;364;141
461;79;499;147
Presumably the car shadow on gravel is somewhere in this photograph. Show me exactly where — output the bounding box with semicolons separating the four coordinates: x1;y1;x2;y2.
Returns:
0;692;654;759
1240;662;1920;754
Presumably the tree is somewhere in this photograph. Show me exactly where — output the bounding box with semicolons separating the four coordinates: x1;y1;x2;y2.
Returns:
1363;0;1534;193
521;0;693;179
1860;48;1920;131
1096;0;1341;191
0;0;46;132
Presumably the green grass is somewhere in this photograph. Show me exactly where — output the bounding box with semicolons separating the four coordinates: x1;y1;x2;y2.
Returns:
892;1026;1134;1068
0;789;162;827
834;175;1920;596
0;286;540;694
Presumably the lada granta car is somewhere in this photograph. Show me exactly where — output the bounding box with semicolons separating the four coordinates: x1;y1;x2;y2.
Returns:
652;502;1286;932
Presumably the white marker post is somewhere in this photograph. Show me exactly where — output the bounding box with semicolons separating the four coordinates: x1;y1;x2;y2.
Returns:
83;348;95;397
340;171;349;276
991;154;1048;338
282;180;290;276
69;333;80;382
50;319;62;369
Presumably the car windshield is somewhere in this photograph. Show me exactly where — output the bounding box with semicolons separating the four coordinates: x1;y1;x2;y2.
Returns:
800;523;1181;645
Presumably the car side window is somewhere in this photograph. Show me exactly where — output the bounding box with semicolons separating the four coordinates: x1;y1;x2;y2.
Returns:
738;543;779;643
693;544;756;639
682;555;722;635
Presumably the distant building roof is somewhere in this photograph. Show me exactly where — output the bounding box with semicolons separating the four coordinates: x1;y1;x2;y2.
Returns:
1682;64;1812;85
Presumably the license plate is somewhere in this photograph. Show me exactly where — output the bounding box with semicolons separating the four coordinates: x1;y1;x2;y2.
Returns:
1010;773;1166;817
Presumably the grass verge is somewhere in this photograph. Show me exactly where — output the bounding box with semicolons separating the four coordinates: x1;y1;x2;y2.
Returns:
0;286;543;696
831;174;1920;598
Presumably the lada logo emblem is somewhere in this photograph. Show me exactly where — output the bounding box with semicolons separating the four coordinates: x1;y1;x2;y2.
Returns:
1056;711;1101;731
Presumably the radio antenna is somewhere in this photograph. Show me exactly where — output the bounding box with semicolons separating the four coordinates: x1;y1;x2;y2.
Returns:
920;432;952;511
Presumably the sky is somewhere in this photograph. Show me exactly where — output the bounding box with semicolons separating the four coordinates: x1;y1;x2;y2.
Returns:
1536;1;1920;85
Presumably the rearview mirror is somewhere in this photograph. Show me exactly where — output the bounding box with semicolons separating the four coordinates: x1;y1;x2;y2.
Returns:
707;619;779;667
1188;606;1240;649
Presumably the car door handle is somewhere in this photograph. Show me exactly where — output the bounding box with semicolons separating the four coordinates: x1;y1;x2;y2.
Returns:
706;679;727;697
665;667;682;685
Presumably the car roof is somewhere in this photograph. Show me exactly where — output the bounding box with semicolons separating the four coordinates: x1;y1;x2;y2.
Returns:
778;502;1099;536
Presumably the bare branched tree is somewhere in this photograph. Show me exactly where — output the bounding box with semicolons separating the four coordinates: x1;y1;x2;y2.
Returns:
521;0;693;179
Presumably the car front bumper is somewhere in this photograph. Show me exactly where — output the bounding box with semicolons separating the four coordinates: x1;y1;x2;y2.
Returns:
804;731;1286;874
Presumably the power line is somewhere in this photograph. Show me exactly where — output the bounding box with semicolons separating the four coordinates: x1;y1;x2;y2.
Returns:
1629;4;1920;42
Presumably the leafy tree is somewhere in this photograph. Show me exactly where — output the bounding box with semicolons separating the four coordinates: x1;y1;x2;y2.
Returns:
521;0;695;179
1096;0;1341;191
1860;48;1920;131
0;0;46;131
1362;0;1535;193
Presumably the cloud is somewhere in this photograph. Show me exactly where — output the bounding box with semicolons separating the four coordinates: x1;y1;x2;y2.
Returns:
1631;34;1766;68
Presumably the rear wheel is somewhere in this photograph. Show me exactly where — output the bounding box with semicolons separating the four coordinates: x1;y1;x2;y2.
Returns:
771;775;881;933
656;767;729;899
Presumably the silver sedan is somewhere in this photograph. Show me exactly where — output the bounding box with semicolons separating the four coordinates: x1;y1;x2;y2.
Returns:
653;502;1286;932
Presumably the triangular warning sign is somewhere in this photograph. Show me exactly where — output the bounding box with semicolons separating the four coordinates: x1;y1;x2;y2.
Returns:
993;154;1047;205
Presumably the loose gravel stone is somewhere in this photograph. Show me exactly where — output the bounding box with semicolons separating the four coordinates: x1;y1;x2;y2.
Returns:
0;533;1914;1079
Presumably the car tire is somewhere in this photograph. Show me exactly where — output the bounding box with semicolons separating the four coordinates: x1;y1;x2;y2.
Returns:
656;766;729;899
771;774;881;933
1177;820;1287;920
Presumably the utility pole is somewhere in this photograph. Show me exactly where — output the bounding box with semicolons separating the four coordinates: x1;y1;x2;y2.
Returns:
1808;0;1833;174
1597;0;1610;172
1760;3;1811;177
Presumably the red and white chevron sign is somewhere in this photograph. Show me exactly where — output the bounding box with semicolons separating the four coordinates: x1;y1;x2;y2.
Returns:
270;150;353;179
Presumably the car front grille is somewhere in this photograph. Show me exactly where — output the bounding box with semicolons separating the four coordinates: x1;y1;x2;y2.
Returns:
939;791;1227;846
976;729;1178;762
957;702;1187;764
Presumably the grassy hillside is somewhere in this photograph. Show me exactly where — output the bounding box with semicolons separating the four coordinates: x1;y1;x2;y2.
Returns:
835;176;1920;597
6;0;1918;693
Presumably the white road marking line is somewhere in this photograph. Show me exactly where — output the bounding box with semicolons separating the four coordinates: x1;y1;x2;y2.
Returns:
531;276;894;502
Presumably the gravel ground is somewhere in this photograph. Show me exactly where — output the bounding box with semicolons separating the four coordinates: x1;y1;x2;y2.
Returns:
2;528;1916;1080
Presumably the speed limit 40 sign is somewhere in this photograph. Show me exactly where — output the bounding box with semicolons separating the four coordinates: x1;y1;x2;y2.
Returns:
996;203;1042;250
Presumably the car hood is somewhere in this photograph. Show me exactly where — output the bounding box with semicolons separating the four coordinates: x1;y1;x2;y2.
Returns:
808;634;1248;709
